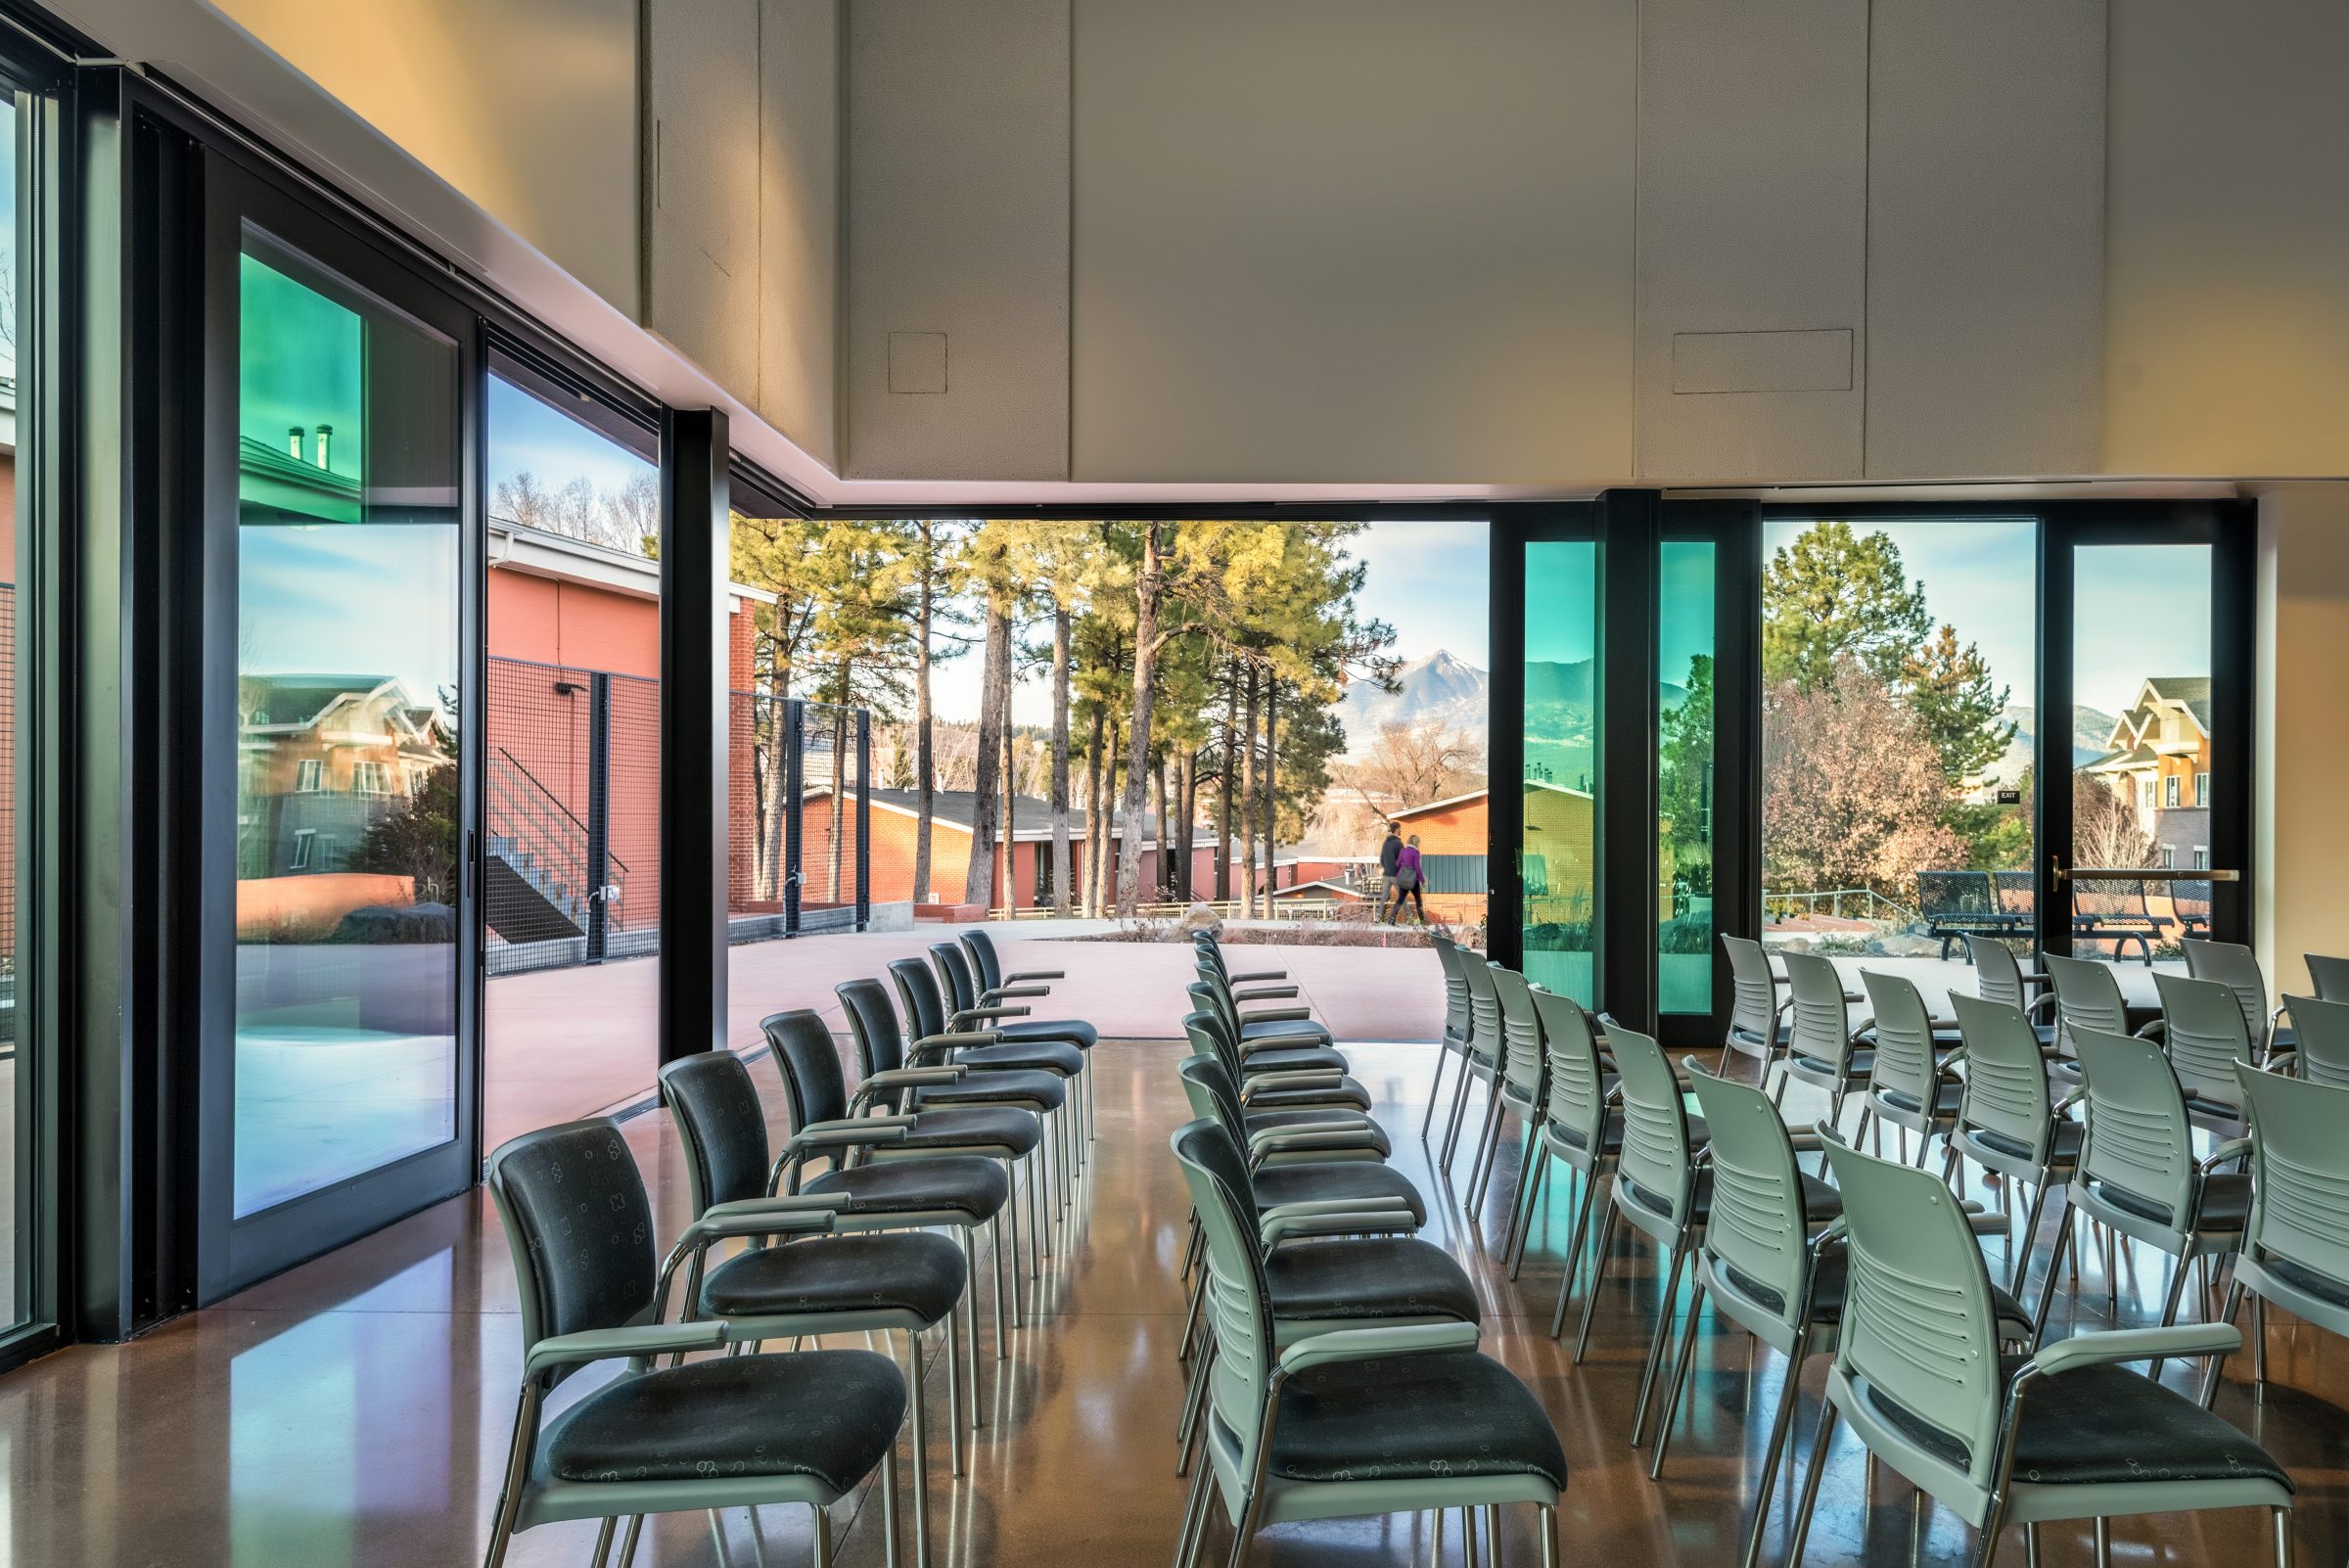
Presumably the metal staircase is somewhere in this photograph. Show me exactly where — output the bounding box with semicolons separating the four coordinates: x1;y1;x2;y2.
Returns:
485;749;624;945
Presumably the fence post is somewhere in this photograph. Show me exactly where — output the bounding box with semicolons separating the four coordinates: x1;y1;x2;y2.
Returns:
783;698;805;936
855;709;871;932
584;670;612;964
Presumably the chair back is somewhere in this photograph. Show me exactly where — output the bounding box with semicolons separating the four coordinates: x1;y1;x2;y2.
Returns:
2072;1026;2195;1230
1431;935;1473;1048
1821;1137;2004;1491
930;942;982;1012
2234;1061;2349;1291
2282;993;2349;1088
2305;953;2349;1003
1492;965;1547;1105
888;956;950;1041
1182;1002;1246;1079
2184;938;2271;1051
762;1007;852;1130
659;1049;771;1214
2152;971;2251;1106
2043;951;2129;1050
1951;993;2053;1163
486;1120;659;1388
1176;1047;1255;1152
1532;988;1609;1156
1964;936;2032;1012
1170;1118;1278;1473
1860;970;1937;1111
1460;956;1504;1067
1722;935;1779;1046
962;927;1007;992
1188;976;1248;1045
843;974;913;1082
1687;1062;1811;1333
1609;1025;1702;1228
1780;951;1856;1071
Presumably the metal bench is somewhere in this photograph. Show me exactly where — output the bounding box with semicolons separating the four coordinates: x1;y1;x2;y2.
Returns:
1917;869;2025;960
2171;877;2213;937
2069;875;2173;964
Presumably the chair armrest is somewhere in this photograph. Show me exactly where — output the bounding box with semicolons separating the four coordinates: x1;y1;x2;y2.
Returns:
916;1030;1003;1055
1277;1322;1479;1376
1230;969;1288;984
786;1119;912;1153
1234;985;1300;1002
2262;1048;2299;1075
983;986;1051;1002
1263;1212;1422;1246
2198;1136;2252;1173
1249;1128;1383;1158
2135;1021;2167;1039
527;1321;726;1380
680;1205;838;1247
951;1006;1031;1026
1239;1033;1329;1054
1241;1005;1314;1024
1005;968;1066;983
1260;1194;1413;1223
1241;1070;1345;1094
866;1066;968;1088
2020;1324;2241;1380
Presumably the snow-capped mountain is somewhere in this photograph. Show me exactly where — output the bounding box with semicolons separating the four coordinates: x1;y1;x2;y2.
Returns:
1335;650;1489;756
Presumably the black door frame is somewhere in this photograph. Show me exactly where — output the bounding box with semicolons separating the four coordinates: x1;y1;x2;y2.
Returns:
192;150;484;1300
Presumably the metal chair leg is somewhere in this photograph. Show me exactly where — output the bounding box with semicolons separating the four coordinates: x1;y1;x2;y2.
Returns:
2030;1203;2078;1342
1170;1456;1213;1568
1649;1278;1709;1477
809;1501;833;1568
1630;1238;1693;1446
2274;1505;2294;1568
1573;1204;1623;1362
907;1328;932;1568
1421;1046;1454;1141
1739;1350;1806;1568
1779;1398;1840;1567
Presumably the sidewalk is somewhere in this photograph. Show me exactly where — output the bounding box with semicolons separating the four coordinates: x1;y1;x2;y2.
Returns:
484;922;1444;1148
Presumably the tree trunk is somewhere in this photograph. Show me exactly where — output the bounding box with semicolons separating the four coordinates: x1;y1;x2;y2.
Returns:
827;663;851;899
1000;684;1017;911
963;596;1012;906
1175;751;1197;901
1216;664;1237;901
1082;706;1104;916
1262;677;1279;905
1115;524;1167;916
758;657;790;899
1239;663;1260;917
1151;749;1171;901
912;546;936;903
1050;606;1073;913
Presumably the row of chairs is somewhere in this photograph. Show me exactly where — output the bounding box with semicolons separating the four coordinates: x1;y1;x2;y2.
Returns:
476;930;1097;1568
1412;932;2304;1568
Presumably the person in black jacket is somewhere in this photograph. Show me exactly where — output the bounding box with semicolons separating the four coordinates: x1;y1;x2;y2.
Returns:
1377;822;1404;924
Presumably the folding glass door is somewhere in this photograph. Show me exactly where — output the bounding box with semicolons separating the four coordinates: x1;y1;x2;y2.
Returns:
198;157;482;1297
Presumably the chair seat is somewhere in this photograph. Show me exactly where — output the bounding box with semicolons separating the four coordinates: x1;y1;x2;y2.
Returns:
912;1069;1066;1114
1254;1163;1427;1226
804;1155;1009;1222
542;1350;905;1491
1242;1016;1333;1047
1268;1351;1568;1490
1966;1119;2086;1170
1267;1237;1479;1325
1548;1117;1623;1154
1867;1360;2290;1490
1242;1046;1353;1076
1246;1109;1392;1155
1874;1081;1964;1118
1761;1252;2033;1335
1246;1079;1374;1113
898;1106;1042;1158
955;1039;1084;1078
994;1018;1098;1050
700;1232;966;1325
1788;1048;1874;1081
2094;1172;2252;1234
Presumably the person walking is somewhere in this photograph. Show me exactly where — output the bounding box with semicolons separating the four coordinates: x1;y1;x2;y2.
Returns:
1377;821;1404;924
1392;834;1427;926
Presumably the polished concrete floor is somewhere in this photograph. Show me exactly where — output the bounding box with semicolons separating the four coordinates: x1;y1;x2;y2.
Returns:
3;1038;2342;1568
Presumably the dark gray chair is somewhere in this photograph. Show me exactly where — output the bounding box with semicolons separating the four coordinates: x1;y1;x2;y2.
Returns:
2274;992;2349;1086
481;1120;907;1568
957;927;1097;1141
2304;952;2349;1003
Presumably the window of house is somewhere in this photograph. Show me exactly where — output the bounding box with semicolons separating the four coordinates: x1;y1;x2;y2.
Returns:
295;758;323;793
2157;844;2176;868
2195;771;2210;807
2164;774;2181;808
291;829;315;870
353;761;391;795
2193;846;2209;870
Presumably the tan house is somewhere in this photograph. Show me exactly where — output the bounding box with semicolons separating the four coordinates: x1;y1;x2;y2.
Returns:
2082;676;2214;870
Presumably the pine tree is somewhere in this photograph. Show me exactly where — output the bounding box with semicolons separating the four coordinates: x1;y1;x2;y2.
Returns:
1904;623;2017;786
1762;521;1932;690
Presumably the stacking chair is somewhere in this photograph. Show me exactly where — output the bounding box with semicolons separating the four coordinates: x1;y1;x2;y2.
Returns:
661;1053;971;1566
1185;979;1352;1078
1503;989;1616;1298
2185;937;2287;1062
1569;1024;1715;1444
1168;1118;1568;1568
2151;971;2253;1118
1947;992;2083;1294
1785;1135;2291;1568
1966;935;2056;1047
1184;998;1374;1114
1176;1054;1428;1225
2306;952;2349;1002
1421;934;1476;1141
1720;935;1791;1084
1859;970;1962;1167
1193;950;1336;1052
2203;1061;2349;1410
2041;950;2156;1070
480;1121;910;1568
759;1009;1014;1409
1462;965;1546;1222
927;942;1094;1068
1653;1070;2037;1563
1775;952;1874;1132
2273;993;2349;1086
955;929;1099;1141
959;927;1066;999
2029;1028;2252;1347
1439;953;1506;1169
1180;1020;1391;1155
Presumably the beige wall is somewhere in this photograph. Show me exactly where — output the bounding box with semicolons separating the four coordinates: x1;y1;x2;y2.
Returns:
2255;485;2349;1000
210;0;639;312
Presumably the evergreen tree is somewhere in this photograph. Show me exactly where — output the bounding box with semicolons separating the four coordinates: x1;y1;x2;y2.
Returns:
1904;623;2017;785
1762;522;1932;690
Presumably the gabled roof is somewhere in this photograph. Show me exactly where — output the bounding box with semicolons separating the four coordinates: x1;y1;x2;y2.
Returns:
243;674;437;737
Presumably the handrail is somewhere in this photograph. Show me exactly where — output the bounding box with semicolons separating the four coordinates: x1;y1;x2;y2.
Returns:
490;747;629;875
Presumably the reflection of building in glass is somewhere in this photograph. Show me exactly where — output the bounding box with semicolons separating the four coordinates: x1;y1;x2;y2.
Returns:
2082;676;2213;867
237;674;445;878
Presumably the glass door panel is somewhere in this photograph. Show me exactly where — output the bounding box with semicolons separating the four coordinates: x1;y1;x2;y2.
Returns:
1657;541;1714;1014
1522;540;1598;1002
2066;543;2213;981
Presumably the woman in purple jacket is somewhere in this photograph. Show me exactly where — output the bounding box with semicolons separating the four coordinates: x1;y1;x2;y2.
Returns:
1392;834;1427;926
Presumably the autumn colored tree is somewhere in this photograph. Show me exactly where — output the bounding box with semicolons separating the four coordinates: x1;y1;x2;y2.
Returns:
1762;659;1964;903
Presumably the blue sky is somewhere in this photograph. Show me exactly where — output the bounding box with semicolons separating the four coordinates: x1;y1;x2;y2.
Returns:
486;373;657;512
241;524;459;710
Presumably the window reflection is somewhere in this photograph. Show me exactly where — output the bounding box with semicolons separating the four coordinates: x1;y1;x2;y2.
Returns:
1522;541;1597;1004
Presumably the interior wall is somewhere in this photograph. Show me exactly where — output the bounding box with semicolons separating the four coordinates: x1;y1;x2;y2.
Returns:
206;0;640;312
2255;484;2349;999
1070;0;1635;485
2105;0;2349;478
843;0;1071;482
758;0;842;469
